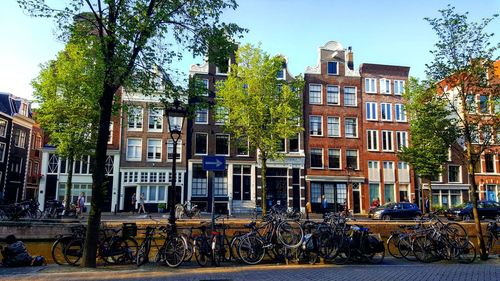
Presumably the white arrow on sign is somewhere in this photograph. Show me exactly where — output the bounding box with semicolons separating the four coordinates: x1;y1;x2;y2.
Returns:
206;159;223;167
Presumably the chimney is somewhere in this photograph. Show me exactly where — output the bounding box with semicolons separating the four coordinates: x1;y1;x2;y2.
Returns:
347;46;354;71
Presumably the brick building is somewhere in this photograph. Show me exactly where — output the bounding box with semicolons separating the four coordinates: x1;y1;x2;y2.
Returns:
359;63;414;210
304;41;365;214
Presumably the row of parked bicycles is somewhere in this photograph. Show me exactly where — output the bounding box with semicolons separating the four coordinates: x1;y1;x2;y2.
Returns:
0;199;75;221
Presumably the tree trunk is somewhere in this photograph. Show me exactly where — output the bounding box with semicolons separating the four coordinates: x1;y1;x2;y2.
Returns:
64;154;74;213
261;154;267;216
467;156;487;260
81;84;116;268
428;180;433;212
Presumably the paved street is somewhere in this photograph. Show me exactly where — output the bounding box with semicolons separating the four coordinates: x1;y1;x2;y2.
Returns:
1;257;499;281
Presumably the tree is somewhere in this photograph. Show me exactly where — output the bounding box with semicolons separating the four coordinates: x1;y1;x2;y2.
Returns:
424;5;500;260
216;44;304;215
398;77;458;212
32;39;103;213
19;0;244;267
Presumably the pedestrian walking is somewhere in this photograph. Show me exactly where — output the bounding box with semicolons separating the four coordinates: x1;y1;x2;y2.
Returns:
321;195;328;217
131;193;137;214
138;193;146;214
77;192;85;218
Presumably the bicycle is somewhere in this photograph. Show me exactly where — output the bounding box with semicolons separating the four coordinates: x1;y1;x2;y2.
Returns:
211;215;232;266
486;221;499;257
51;224;86;265
136;225;169;266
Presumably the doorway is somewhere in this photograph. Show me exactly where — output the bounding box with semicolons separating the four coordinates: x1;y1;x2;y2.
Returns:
124;186;136;212
352;183;361;213
266;168;288;208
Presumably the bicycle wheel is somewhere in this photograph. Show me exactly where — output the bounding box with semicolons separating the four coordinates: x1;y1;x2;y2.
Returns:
445;223;468;249
387;234;402;258
398;236;417;261
63;239;84;266
51;236;72;265
230;234;244;262
412;236;435;263
182;235;194;262
333;242;351;265
318;227;336;259
136;241;150;266
164;236;186;268
212;236;222;267
457;240;476;264
238;235;265;265
277;220;304;248
123;237;139;264
194;238;209;267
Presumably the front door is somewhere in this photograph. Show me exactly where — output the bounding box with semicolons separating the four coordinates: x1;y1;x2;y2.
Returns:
124;186;136;212
353;189;361;214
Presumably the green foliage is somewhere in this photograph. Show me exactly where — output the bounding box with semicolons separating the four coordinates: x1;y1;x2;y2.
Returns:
216;44;304;160
398;77;458;180
31;39;103;158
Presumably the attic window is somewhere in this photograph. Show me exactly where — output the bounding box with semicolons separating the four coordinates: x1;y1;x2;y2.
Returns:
327;61;338;75
277;69;285;80
20;103;28;116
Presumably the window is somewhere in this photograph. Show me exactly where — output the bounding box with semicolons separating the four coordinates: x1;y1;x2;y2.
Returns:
0;143;5;162
166;140;182;161
236;137;249;156
126;139;142;161
195;109;208;124
108;122;114;144
328;149;341;169
0;119;7;137
395;104;406;122
384;184;394;203
311;183;322;203
365;78;377;93
383;161;395;183
288;134;299;153
327;117;340;137
147;139;162;161
344;87;356;106
200;79;209;96
382;131;393;151
309;116;322;136
369;184;380;204
346;150;358;170
448;165;460;182
309;84;322;104
366;102;377;120
14;130;26;148
367;130;379;151
381;103;392;121
327;85;339;105
479;95;489;113
278;138;286;152
327;61;338;75
214;170;228;196
310;148;323;168
127;106;143;130
396;131;408;151
394;80;405;95
494;97;500;114
233;165;252;200
215;134;229;155
214;106;228;125
148;108;163;131
466;95;476;113
277;69;285;80
344;117;357;138
195;133;208;155
485;154;495;173
192;164;207;196
380;78;391;94
368;161;380;181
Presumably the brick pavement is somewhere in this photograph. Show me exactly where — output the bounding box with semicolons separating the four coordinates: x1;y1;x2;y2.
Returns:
1;257;499;281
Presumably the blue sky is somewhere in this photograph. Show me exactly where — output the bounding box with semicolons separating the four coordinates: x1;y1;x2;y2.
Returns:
1;0;499;99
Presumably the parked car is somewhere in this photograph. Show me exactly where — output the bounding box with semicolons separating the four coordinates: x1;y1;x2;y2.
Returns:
445;200;500;221
368;202;422;221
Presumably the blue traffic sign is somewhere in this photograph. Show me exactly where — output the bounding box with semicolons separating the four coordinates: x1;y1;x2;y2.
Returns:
202;156;226;171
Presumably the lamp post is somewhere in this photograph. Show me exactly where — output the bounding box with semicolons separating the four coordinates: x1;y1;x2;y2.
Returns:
165;99;186;232
346;164;354;215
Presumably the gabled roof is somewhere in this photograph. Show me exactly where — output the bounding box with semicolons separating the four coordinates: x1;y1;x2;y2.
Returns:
359;63;410;77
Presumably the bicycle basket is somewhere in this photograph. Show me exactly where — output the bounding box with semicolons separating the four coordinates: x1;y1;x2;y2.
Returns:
122;223;137;238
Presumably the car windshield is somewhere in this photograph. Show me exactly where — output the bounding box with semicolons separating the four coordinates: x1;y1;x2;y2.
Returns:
382;203;394;208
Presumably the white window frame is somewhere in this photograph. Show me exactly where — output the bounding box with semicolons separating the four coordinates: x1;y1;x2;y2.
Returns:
326;85;339;105
108;122;114;145
382;130;393;152
194;133;208;155
310;148;324;169
394;80;405;95
346;149;359;170
15;130;26;148
166;140;182;162
0;142;6;162
381;103;392;121
380;78;391;94
328;148;341;170
215;134;230;156
367;130;379;151
195;108;209;124
327;61;339;75
309;84;322;105
147;139;162;162
395;104;407;122
201;79;209;96
344;117;358;138
148;108;163;132
0;119;7;137
127;106;143;131
448;165;461;183
343;86;357;107
396;131;408;151
126;138;142;161
309;115;323;136
365;78;377;93
327;116;340;137
366;102;378;121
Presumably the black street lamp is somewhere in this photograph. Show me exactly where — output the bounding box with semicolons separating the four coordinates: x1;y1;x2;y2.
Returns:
165;99;186;232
